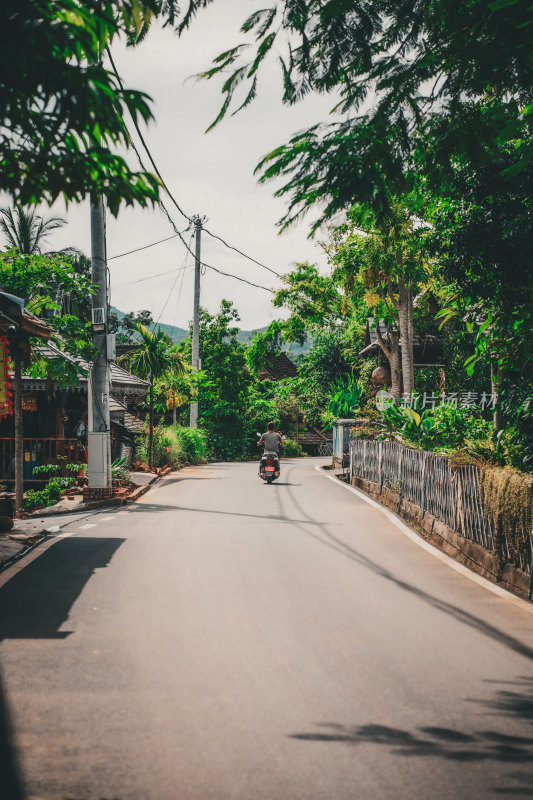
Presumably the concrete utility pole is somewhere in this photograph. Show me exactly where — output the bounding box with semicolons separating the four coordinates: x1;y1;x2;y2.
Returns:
88;197;112;490
190;215;206;428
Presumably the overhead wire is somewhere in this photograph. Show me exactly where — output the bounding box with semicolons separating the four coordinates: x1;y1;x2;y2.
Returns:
112;266;192;290
105;49;279;291
170;254;189;340
153;233;194;330
108;233;181;260
106;49;191;225
202;228;281;277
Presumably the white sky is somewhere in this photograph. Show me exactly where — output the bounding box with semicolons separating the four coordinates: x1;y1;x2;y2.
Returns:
20;2;340;331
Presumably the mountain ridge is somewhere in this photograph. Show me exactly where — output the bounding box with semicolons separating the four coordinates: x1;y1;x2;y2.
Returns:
110;307;309;354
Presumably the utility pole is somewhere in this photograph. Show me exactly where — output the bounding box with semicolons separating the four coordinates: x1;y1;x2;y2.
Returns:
190;214;206;428
88;197;112;491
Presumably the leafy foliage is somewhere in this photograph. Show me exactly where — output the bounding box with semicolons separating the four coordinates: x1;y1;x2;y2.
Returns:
24;475;75;511
111;457;130;484
0;248;96;384
282;438;303;458
0;0;182;212
0;206;66;254
194;300;254;460
246;320;285;374
124;323;179;381
109;309;155;344
328;376;365;419
190;0;533;227
378;403;494;455
136;424;207;468
272;262;342;341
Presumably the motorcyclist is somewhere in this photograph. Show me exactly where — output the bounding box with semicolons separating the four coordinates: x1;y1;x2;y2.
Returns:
257;421;283;456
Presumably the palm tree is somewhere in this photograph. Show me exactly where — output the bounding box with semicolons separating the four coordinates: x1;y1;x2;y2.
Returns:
125;324;185;470
0;205;66;255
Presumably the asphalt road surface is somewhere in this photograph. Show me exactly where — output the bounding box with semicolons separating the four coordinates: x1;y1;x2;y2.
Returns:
1;459;533;800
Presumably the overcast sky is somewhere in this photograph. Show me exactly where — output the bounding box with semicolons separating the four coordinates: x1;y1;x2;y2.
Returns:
18;2;340;331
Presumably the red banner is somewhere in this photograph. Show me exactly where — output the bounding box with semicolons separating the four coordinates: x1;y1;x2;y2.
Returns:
0;336;13;417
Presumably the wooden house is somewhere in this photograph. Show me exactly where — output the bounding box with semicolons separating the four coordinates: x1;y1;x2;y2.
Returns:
359;319;445;367
0;338;149;481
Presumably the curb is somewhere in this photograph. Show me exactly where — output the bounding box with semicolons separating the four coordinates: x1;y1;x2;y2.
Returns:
27;496;126;518
317;465;533;615
26;469;173;518
127;467;171;503
1;468;174;574
0;533;51;574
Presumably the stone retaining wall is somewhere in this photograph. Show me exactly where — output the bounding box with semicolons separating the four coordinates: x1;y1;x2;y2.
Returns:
349;474;530;599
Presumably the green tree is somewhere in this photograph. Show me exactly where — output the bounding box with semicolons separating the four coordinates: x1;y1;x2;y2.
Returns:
272;262;342;343
109;309;155;344
188;0;533;228
125;323;184;469
335;200;432;397
0;251;94;511
154;348;193;433
427;137;533;464
194;300;253;460
298;329;350;394
0;206;66;254
246;320;285;375
1;0;181;212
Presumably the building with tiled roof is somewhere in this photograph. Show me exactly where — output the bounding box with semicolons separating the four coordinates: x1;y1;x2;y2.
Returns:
259;352;298;381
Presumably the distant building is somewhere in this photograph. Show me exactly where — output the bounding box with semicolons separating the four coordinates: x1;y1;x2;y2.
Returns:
259;352;298;381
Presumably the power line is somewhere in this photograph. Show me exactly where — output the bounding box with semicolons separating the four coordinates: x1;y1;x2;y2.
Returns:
107;48;191;224
169;244;190;340
108;233;181;260
106;50;274;294
202;227;281;277
153;234;194;329
113;266;191;290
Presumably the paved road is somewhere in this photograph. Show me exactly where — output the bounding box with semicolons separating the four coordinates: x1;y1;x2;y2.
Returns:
1;459;533;800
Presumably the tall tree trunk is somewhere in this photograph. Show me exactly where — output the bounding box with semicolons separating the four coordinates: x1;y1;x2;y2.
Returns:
389;330;402;399
13;353;23;515
374;318;402;400
149;382;154;471
398;278;415;397
173;399;176;435
491;363;503;431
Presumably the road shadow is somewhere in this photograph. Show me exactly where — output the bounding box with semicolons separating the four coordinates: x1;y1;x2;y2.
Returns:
0;537;124;640
290;677;533;794
0;670;25;799
127;502;330;526
263;482;301;487
283;483;533;663
162;474;227;484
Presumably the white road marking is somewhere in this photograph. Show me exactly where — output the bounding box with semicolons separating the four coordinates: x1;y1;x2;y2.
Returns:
96;515;116;522
78;523;97;530
316;465;533;615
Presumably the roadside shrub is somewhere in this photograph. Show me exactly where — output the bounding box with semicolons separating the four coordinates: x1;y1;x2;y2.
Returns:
378;403;493;453
174;426;208;464
351;424;377;441
135;425;207;469
33;463;82;478
328;376;366;419
282;438;304;457
112;457;130;484
24;476;75;511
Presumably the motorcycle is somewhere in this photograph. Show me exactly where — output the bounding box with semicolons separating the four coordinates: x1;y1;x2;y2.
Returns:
257;432;284;484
